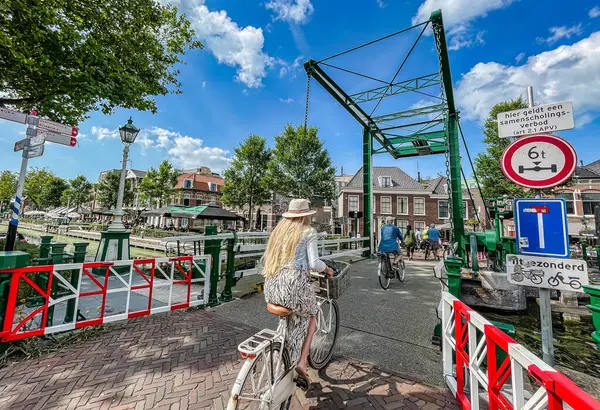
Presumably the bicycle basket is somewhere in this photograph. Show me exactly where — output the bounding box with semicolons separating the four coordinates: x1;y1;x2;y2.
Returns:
316;261;350;299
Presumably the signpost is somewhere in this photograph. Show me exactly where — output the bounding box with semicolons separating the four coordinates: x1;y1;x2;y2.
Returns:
507;254;588;292
497;100;574;138
0;108;78;251
514;198;569;258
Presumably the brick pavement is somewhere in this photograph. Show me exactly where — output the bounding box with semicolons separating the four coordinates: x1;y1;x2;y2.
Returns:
0;308;457;410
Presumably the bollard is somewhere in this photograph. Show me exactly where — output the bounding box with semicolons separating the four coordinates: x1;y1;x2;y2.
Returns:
583;285;600;357
220;231;238;303
47;243;67;326
444;256;463;299
65;242;89;323
39;235;53;259
0;251;30;353
204;226;221;306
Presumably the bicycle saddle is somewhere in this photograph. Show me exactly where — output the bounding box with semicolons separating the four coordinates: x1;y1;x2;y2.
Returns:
267;303;293;317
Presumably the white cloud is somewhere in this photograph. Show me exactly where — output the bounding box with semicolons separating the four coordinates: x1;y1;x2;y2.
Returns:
536;24;582;45
515;52;526;63
167;135;231;171
91;126;119;140
376;0;386;8
577;113;595;127
279;97;294;103
265;0;314;25
279;56;304;77
590;6;600;18
202;81;207;88
412;0;515;50
456;31;600;125
168;0;274;88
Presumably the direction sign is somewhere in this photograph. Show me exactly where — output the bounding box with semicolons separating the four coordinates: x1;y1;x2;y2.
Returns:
497;101;574;138
41;132;77;147
506;254;588;292
14;139;28;152
514;198;569;258
0;107;27;124
24;145;44;159
37;118;78;137
501;134;576;189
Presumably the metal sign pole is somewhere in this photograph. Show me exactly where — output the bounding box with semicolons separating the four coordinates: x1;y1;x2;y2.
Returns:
528;86;556;366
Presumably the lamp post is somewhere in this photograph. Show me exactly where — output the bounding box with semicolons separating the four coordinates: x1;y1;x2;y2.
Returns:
95;117;140;262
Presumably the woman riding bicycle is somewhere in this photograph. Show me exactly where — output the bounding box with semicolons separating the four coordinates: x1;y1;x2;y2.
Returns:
262;199;334;389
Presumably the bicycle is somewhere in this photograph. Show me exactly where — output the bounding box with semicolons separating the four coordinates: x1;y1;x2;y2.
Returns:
227;269;341;409
377;252;405;290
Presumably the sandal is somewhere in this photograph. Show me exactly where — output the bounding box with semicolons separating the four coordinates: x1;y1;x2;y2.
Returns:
294;368;311;391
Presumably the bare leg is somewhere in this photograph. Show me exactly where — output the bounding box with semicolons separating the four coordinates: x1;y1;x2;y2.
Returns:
296;316;317;378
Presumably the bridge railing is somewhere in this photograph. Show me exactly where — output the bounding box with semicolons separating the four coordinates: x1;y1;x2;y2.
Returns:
0;255;211;342
441;291;600;410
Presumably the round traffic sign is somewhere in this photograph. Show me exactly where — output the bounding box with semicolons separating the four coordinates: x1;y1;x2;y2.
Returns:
500;134;577;189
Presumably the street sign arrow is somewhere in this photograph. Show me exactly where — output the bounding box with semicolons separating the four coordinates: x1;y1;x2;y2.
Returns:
41;132;77;147
0;107;27;124
37;118;78;137
14;138;28;152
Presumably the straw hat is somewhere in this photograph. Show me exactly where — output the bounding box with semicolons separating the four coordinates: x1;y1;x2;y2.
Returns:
282;198;316;218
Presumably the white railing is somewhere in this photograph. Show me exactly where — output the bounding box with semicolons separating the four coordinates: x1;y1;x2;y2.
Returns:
441;291;600;410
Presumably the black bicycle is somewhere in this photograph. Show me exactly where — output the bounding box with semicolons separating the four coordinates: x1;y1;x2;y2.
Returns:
377;252;405;290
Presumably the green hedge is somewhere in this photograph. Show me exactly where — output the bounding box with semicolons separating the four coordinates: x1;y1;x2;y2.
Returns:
131;227;189;238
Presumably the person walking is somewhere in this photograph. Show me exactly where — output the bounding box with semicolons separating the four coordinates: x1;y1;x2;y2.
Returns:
404;224;416;261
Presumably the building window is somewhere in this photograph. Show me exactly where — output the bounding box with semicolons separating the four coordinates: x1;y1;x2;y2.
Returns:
349;195;359;213
463;201;469;220
397;197;408;215
183;192;191;206
414;221;426;231
438;200;449;219
195;192;203;200
397;220;408;232
414;197;425;215
209;195;217;204
380;196;392;214
209;182;218;192
183;179;193;189
379;176;392;188
556;192;575;215
582;193;600;215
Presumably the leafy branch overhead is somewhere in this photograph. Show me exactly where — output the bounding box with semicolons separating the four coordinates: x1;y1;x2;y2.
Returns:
0;0;202;124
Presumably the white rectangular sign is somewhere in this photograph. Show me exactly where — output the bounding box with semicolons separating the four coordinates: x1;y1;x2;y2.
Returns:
41;132;77;147
506;254;588;292
37;118;78;137
0;107;27;124
14;138;28;152
24;145;44;159
497;101;575;138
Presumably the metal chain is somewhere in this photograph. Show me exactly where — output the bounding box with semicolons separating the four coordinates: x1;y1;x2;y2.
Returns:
433;23;454;255
304;70;312;133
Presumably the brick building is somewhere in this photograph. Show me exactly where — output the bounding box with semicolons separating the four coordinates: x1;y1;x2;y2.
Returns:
174;167;224;207
339;166;486;238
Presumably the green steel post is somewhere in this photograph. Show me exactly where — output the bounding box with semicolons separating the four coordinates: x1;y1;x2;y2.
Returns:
65;242;89;323
582;239;588;262
583;285;600;356
39;236;53;259
47;243;67;326
596;246;600;267
205;226;221;306
0;251;30;353
444;256;463;298
220;231;238;302
362;127;372;256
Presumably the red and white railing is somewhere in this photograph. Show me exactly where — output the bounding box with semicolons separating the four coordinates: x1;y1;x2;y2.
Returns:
441;291;600;410
0;255;211;342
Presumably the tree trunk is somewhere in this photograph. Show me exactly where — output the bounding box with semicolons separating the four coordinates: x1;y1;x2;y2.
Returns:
248;200;253;231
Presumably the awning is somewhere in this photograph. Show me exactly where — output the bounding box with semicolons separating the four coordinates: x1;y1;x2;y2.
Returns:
141;204;244;221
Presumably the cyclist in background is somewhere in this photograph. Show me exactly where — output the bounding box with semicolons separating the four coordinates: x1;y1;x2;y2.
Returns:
378;216;403;265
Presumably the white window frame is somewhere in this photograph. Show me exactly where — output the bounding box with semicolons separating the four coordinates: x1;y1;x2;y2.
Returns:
414;197;426;216
397;219;408;232
378;176;392;188
556;192;576;216
438;200;449;219
397;196;408;215
463;201;469;220
183;178;193;189
348;195;359;213
582;192;600;217
380;196;392;214
183;192;191;199
414;221;426;231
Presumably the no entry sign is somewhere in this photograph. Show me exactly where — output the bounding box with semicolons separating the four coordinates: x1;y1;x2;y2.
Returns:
500;134;576;189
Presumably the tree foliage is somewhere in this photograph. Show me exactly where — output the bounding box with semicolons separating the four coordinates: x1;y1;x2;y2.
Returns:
43;177;69;208
0;0;202;124
62;175;93;209
23;167;59;209
138;160;179;208
474;98;530;199
96;170;133;209
267;124;336;206
221;135;272;229
0;170;17;206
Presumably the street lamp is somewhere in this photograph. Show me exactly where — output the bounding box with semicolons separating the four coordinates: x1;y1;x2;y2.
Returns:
96;117;140;262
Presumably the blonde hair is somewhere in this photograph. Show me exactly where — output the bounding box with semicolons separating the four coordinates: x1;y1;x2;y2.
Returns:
262;216;311;277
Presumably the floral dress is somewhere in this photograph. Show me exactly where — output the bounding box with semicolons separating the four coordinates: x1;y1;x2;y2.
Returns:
263;228;326;364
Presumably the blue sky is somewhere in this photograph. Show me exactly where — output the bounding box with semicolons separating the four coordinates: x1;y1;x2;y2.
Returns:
1;0;600;182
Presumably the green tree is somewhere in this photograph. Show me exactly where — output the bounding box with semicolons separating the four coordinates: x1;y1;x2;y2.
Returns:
97;171;133;209
23;168;56;209
0;0;202;124
0;171;17;211
474;98;530;198
221;135;272;229
62;175;92;209
268;124;336;205
138;160;179;208
42;177;69;208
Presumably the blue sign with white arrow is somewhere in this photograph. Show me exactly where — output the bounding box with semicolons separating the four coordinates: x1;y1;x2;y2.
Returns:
514;198;570;258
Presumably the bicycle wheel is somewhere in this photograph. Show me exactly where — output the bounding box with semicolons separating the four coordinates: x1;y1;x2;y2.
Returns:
397;260;406;282
531;275;542;285
309;299;340;369
378;261;391;290
231;342;291;410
